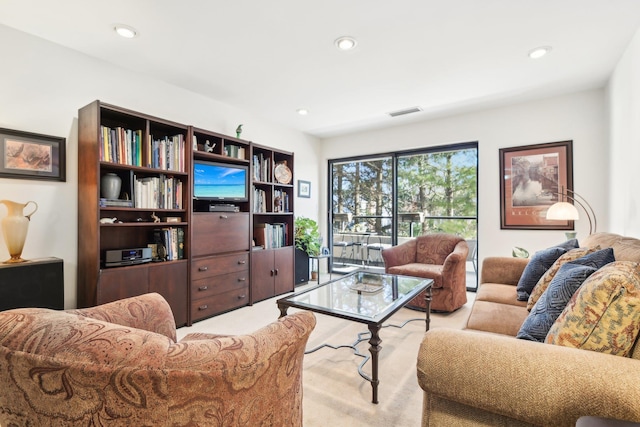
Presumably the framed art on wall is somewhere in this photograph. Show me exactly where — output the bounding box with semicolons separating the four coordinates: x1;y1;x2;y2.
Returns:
298;180;311;198
499;140;573;230
0;128;66;182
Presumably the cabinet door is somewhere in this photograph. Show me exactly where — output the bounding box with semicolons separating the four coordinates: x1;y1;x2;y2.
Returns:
97;266;149;305
251;249;275;303
192;213;250;256
148;261;188;327
274;247;294;295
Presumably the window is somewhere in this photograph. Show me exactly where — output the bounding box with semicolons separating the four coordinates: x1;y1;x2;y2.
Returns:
329;142;478;289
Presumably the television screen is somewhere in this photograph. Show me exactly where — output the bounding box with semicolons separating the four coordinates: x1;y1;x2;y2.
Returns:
193;160;248;201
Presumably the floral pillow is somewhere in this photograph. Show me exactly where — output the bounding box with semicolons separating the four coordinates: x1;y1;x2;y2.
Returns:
546;261;640;357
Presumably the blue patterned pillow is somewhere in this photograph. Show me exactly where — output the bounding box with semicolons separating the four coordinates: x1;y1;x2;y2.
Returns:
516;248;614;342
516;239;579;301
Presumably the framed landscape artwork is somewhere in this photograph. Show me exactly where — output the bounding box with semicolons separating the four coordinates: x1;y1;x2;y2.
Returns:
0;128;66;181
499;140;573;230
298;180;311;198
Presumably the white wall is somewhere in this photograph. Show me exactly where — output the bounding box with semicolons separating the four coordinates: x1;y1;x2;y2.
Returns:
320;90;609;264
607;27;640;237
0;24;320;308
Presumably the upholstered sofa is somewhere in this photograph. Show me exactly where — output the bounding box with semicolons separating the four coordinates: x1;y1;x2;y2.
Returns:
0;292;316;426
417;232;640;426
382;233;469;312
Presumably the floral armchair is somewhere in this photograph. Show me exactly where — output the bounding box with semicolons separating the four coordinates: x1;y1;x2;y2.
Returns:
382;233;469;312
0;292;316;426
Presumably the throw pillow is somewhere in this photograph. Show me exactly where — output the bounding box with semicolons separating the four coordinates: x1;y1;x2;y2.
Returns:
516;262;598;342
527;246;603;311
516;239;579;301
546;261;640;357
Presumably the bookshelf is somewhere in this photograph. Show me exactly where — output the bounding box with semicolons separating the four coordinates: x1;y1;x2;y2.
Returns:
250;144;295;303
78;101;189;326
78;101;296;324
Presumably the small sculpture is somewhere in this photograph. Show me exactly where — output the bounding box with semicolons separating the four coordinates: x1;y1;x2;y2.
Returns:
100;217;117;224
204;140;216;153
151;212;160;223
236;124;243;138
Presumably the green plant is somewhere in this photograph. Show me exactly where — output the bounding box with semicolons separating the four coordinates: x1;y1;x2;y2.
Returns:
294;216;321;256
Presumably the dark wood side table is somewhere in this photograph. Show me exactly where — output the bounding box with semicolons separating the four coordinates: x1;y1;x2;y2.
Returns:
0;257;64;310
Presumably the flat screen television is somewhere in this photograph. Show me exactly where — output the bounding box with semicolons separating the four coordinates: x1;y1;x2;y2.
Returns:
193;160;249;202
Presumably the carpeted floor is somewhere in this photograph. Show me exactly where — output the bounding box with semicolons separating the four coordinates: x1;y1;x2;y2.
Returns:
177;276;475;426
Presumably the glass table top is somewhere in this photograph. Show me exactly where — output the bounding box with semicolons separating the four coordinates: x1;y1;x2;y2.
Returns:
278;270;431;323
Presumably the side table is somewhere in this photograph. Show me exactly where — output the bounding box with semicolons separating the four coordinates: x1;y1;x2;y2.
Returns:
0;257;64;310
309;254;331;284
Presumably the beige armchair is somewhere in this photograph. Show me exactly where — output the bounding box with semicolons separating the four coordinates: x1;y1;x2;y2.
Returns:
0;293;316;426
382;233;468;312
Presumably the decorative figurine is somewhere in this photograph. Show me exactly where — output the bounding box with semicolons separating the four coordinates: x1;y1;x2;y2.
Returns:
151;212;160;223
204;139;216;153
236;124;243;138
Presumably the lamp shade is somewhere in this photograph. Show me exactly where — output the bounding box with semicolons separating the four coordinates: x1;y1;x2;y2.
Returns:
546;202;580;221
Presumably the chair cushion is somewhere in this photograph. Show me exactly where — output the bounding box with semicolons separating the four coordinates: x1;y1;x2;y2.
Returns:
546;261;640;357
515;239;579;301
517;261;598;342
388;264;443;288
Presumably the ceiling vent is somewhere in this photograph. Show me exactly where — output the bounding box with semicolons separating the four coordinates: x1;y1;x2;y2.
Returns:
388;106;422;117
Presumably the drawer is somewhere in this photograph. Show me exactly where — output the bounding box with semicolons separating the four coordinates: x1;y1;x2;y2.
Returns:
191;271;249;299
191;253;249;279
192;212;250;256
191;286;249;321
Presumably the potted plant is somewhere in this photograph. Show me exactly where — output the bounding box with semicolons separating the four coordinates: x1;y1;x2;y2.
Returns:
294;216;322;284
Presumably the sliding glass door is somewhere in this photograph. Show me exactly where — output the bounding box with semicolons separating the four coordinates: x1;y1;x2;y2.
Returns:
329;142;478;289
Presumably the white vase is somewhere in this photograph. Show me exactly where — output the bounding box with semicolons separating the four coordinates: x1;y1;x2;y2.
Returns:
0;200;38;263
101;173;122;199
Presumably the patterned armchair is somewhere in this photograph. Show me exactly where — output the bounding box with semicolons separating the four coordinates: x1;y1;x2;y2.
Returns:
382;233;469;312
0;293;315;426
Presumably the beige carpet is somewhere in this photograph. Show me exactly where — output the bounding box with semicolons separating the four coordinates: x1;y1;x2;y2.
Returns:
177;280;474;426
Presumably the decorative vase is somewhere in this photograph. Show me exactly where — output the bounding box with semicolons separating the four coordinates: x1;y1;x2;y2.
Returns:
101;173;122;199
0;200;38;263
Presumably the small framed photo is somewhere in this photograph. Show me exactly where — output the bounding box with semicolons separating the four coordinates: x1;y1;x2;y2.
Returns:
499;140;573;230
298;180;311;198
0;128;66;181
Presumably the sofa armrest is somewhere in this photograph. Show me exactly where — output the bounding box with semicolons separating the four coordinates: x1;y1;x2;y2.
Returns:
480;256;529;286
381;239;417;270
417;329;640;426
67;293;177;342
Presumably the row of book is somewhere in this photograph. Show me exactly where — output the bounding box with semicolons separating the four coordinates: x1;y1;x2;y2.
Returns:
252;153;272;182
149;134;186;172
224;144;246;159
99;126;143;166
253;222;288;249
273;189;290;213
253;187;268;213
152;227;184;261
134;175;183;209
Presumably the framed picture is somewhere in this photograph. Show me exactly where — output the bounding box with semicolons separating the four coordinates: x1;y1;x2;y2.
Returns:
499;140;573;230
0;128;66;181
298;180;311;198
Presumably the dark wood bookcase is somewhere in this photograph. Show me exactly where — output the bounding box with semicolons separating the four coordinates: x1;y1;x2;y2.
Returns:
78;101;296;325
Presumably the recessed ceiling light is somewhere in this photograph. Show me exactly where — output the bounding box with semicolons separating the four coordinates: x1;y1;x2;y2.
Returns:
114;24;138;39
528;46;551;59
297;108;309;116
335;36;357;51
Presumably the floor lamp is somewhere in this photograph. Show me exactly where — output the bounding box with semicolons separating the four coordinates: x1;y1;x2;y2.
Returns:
545;189;597;237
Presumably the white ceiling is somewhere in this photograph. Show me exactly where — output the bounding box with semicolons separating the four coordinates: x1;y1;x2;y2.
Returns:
2;0;640;138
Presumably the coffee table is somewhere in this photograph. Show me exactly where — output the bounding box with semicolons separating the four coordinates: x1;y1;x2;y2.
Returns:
277;270;433;404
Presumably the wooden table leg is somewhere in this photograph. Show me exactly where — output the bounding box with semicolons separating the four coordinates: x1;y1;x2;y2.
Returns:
367;323;382;404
